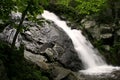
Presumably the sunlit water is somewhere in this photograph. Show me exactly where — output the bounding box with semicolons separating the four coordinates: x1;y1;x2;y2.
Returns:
42;10;120;75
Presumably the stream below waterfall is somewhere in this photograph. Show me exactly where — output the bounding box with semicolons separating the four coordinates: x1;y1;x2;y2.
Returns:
42;10;120;75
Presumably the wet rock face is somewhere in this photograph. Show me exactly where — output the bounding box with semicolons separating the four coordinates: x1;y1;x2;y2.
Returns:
22;20;82;71
81;18;113;42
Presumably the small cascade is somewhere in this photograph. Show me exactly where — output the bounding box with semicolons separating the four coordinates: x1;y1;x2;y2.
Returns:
42;10;120;74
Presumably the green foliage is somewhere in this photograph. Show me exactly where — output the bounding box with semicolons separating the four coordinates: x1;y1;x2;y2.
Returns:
14;0;48;20
75;0;107;15
56;0;71;6
53;0;107;15
0;0;14;21
0;41;49;80
0;0;15;33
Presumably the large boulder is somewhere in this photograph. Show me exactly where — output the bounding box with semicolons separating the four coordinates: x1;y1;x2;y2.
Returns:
23;20;82;71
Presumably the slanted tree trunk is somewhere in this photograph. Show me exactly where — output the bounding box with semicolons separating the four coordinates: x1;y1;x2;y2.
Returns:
11;2;30;48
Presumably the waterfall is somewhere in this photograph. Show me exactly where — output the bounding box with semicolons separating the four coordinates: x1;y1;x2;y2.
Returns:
42;10;120;74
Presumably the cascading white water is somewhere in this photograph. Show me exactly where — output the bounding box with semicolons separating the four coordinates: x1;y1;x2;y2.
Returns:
42;10;120;74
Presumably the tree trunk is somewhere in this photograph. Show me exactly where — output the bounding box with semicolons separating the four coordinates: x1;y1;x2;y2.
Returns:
11;2;30;48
